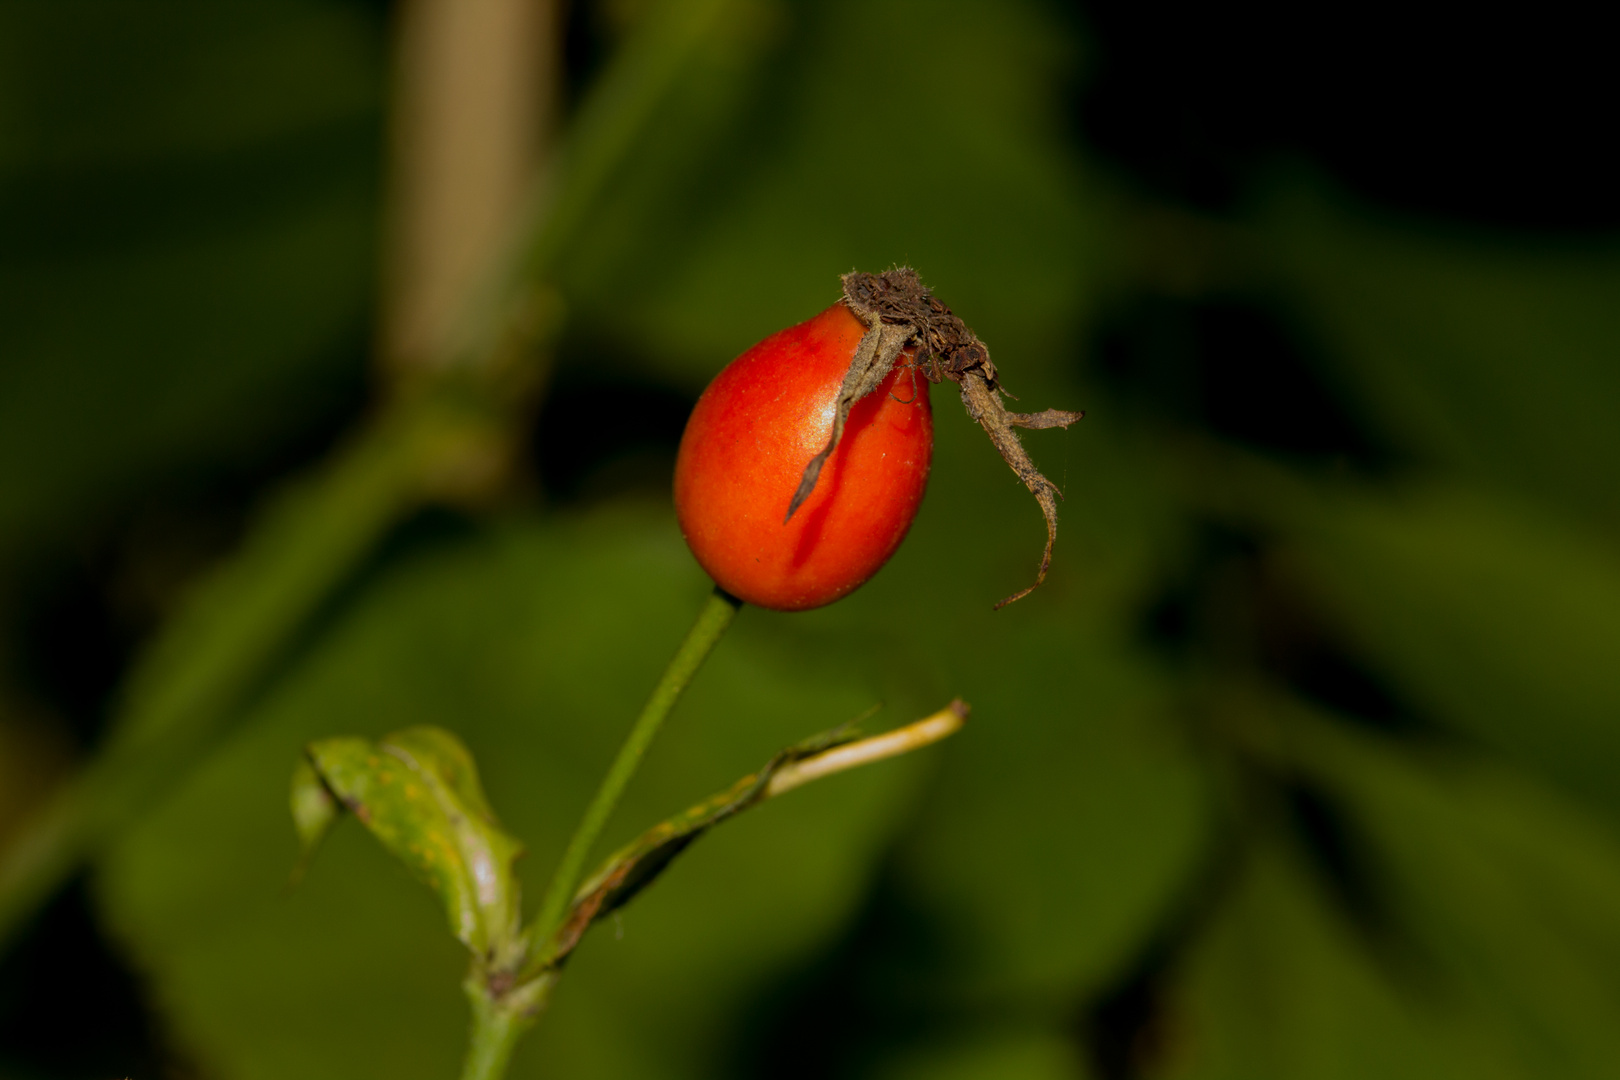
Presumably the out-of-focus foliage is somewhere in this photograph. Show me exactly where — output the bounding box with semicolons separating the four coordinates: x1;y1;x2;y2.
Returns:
0;1;383;565
2;1;1618;1078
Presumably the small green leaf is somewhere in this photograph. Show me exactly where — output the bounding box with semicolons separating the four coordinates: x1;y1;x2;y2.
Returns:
299;726;524;959
382;726;503;822
288;757;339;880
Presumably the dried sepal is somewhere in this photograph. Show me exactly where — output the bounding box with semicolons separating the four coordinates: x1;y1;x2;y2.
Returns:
958;376;1083;608
785;317;914;521
788;267;1085;606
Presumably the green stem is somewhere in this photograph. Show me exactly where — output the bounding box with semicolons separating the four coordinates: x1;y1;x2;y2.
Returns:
460;973;553;1080
530;588;741;949
460;1002;525;1080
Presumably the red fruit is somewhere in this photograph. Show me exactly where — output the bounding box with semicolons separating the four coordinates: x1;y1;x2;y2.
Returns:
674;301;933;611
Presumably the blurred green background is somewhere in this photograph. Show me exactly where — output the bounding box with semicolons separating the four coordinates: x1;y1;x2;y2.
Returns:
2;1;1618;1077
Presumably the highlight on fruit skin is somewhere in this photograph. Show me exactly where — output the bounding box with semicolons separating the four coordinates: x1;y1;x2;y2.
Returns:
673;298;933;611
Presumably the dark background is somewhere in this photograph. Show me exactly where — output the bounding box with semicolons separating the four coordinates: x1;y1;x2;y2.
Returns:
2;1;1618;1077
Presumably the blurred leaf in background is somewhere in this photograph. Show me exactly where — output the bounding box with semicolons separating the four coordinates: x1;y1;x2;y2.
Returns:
1;2;386;1075
2;0;1618;1079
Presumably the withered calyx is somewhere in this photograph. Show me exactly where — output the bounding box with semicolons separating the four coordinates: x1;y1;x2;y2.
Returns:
787;267;1084;608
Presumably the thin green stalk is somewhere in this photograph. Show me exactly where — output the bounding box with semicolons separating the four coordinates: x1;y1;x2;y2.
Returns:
530;588;741;950
460;973;554;1080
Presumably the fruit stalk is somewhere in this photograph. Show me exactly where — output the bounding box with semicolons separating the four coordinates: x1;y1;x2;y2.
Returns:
528;587;742;949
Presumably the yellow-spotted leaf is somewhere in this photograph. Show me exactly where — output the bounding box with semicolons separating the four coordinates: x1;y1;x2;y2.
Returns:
299;726;523;959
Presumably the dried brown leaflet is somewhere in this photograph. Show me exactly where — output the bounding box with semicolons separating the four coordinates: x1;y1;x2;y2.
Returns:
788;268;1085;608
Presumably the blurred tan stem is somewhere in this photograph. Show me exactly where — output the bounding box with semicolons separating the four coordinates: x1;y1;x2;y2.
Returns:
381;0;560;377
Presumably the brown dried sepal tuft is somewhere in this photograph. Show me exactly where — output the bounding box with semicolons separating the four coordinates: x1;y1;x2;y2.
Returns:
788;267;1085;608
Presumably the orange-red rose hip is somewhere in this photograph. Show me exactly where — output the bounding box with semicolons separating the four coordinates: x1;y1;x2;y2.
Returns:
674;301;932;611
